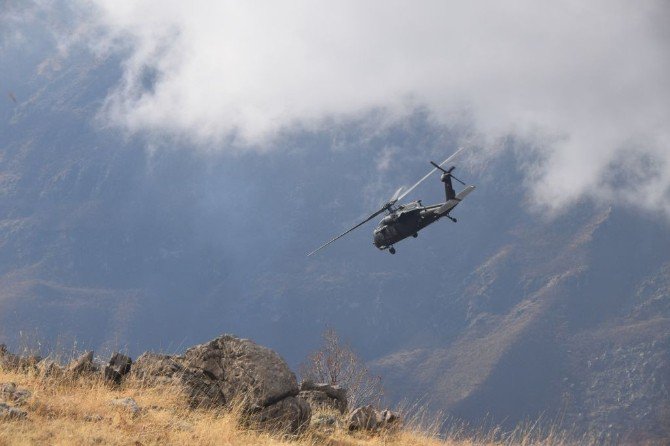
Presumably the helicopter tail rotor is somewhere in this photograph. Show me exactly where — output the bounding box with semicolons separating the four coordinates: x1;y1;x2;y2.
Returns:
429;162;468;201
429;162;466;185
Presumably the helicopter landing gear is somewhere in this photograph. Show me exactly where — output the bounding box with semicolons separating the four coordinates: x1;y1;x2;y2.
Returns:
447;215;457;223
389;246;396;255
412;233;418;238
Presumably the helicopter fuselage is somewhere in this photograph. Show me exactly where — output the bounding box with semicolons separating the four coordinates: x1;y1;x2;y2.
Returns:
372;200;445;250
306;149;475;257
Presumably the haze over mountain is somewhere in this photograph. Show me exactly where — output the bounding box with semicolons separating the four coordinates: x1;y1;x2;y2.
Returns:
1;1;669;442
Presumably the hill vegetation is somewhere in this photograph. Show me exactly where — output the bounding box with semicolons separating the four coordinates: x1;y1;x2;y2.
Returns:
0;334;602;446
0;366;602;446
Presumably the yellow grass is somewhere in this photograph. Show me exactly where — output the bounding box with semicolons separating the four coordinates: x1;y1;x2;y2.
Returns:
0;367;590;446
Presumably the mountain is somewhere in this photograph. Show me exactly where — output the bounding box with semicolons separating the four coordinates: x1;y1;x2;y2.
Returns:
373;206;670;441
1;23;668;442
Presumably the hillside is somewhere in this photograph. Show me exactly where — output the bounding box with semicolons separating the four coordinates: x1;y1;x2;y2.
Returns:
372;207;670;442
0;337;595;446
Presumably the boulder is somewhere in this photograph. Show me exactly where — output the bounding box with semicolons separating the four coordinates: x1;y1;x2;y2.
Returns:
0;382;17;395
311;413;341;433
83;413;104;422
133;352;225;407
0;345;40;372
347;405;401;432
104;353;132;384
378;409;401;429
132;353;182;380
67;351;96;376
0;402;27;420
299;380;348;414
250;396;311;434
132;334;310;434
181;335;299;408
110;397;141;417
347;405;377;431
0;345;18;371
0;382;31;404
37;358;64;377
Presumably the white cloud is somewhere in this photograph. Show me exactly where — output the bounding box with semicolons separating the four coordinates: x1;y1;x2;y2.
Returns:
39;1;670;217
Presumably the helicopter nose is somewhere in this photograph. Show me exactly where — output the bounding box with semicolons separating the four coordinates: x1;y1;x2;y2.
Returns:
373;229;385;247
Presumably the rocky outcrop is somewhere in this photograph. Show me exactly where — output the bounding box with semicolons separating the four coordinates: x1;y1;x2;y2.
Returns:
0;345;40;372
104;353;132;384
0;335;313;434
183;335;299;408
299;380;348;414
0;382;31;404
0;345;17;370
67;351;96;375
250;395;311;434
133;352;225;407
347;405;401;432
110;397;141;417
37;358;63;377
311;413;340;432
132;334;310;433
0;402;26;420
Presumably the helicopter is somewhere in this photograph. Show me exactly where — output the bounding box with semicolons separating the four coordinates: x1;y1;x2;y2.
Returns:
308;147;475;256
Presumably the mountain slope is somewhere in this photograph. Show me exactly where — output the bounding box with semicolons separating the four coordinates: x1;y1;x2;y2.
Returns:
373;208;670;441
1;27;669;442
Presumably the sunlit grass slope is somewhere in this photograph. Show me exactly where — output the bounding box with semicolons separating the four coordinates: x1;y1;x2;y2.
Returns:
0;366;595;446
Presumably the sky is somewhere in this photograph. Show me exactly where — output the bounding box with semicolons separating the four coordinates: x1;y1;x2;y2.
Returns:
4;0;670;220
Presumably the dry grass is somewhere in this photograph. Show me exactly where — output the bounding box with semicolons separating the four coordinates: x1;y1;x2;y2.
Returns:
0;367;592;446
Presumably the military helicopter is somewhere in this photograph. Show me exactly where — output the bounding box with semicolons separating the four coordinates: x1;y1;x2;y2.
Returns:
308;147;475;256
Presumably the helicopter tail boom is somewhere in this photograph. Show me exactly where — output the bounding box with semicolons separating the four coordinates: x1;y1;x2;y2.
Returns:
435;185;476;216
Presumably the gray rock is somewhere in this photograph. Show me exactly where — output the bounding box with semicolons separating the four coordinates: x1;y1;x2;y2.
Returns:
37;358;63;377
110;397;141;416
133;353;183;380
132;334;309;433
104;352;132;384
181;335;299;408
379;409;401;429
0;402;27;420
347;405;378;431
251;396;311;434
0;382;31;404
25;354;42;369
133;352;225;408
311;413;340;433
299;380;348;414
67;351;96;375
0;382;16;394
133;335;298;409
313;413;338;427
0;346;40;372
83;413;104;422
109;353;132;375
347;405;401;432
0;347;18;371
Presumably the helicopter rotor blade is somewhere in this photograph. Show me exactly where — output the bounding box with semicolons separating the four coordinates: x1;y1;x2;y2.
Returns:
451;174;466;185
396;147;465;202
391;186;404;201
307;207;387;257
429;161;448;173
429;161;467;186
